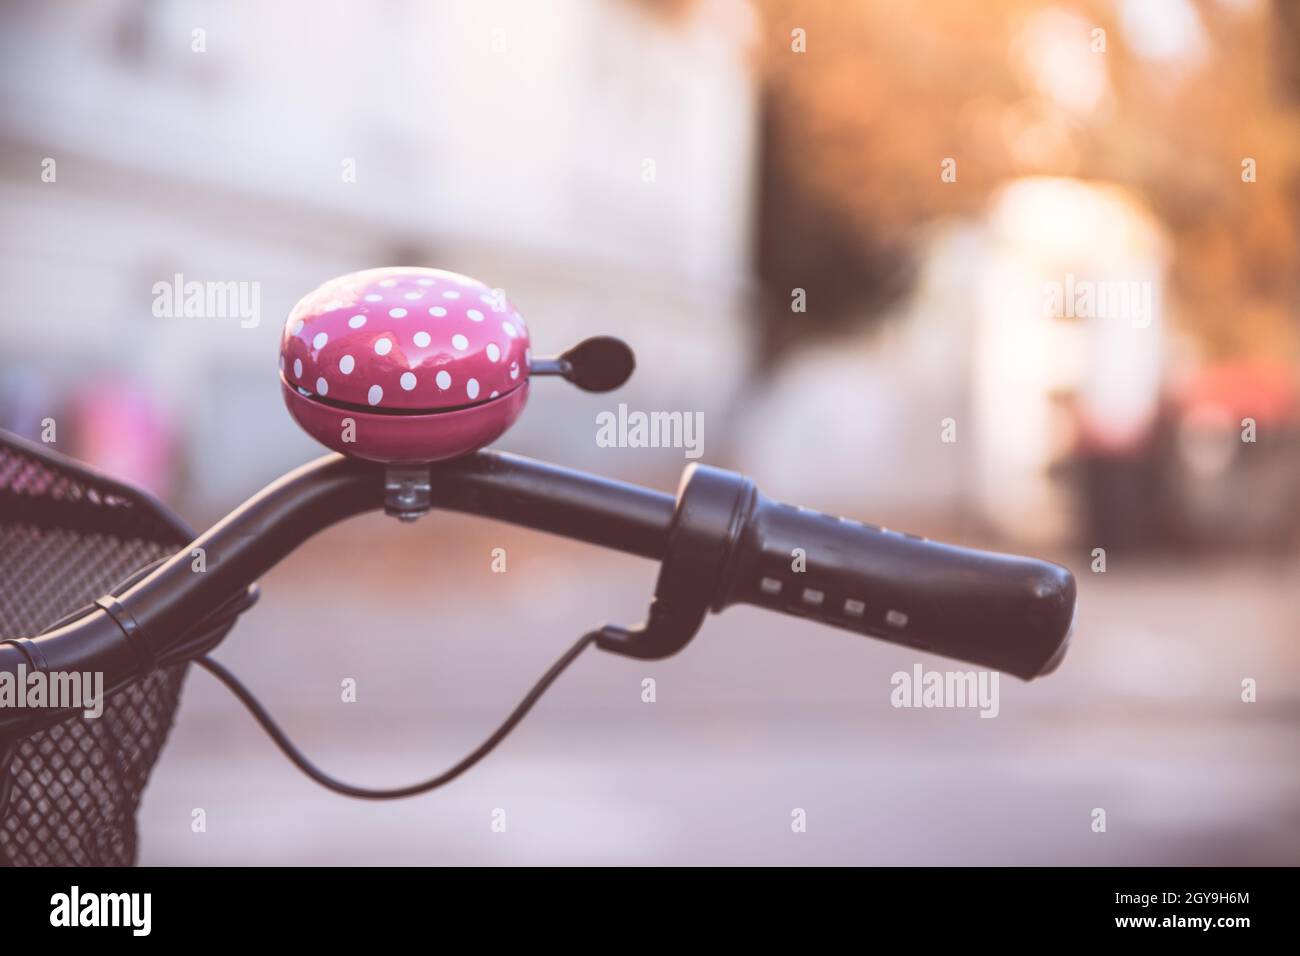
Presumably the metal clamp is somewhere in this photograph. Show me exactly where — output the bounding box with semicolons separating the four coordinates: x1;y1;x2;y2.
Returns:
94;594;157;672
384;465;432;522
0;637;49;673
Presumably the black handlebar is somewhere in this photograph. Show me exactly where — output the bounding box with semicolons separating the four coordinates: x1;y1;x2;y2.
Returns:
592;463;1074;678
719;486;1075;679
0;451;1076;732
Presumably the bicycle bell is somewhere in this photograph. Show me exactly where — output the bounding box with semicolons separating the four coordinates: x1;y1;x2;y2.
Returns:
280;267;634;463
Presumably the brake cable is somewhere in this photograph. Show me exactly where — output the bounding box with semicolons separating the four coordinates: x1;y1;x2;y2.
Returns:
201;456;743;798
35;556;599;800
195;634;597;800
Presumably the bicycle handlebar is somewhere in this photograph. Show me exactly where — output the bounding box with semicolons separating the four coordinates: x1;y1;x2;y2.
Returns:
716;487;1075;678
0;450;1075;731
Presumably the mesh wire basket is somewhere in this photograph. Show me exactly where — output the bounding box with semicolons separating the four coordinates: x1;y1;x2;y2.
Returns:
0;431;194;866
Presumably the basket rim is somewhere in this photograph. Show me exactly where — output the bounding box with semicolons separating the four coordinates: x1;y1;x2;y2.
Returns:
0;426;194;544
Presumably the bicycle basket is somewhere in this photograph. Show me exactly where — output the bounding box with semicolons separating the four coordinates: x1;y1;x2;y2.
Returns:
0;429;195;866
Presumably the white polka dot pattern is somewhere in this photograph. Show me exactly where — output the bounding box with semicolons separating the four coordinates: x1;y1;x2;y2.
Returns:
280;266;529;412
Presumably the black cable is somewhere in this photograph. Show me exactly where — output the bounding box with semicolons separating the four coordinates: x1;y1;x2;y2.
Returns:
195;632;597;800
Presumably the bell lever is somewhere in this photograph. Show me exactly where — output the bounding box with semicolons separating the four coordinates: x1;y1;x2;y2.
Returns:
530;336;635;393
528;357;570;377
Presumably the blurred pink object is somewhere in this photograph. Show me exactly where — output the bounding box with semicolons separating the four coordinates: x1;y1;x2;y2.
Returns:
69;379;176;497
1176;360;1299;426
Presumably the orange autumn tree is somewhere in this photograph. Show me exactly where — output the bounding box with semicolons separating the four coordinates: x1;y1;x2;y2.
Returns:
753;0;1300;365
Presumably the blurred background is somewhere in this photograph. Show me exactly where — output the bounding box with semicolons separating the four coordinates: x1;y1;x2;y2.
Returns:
1;0;1297;864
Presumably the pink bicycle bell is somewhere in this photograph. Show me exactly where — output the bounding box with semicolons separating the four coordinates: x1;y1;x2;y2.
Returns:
280;268;531;463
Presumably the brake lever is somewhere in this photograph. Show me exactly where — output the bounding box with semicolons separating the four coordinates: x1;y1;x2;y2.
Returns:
596;464;754;660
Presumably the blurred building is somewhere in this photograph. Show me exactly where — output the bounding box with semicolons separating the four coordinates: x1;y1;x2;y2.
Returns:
0;0;758;511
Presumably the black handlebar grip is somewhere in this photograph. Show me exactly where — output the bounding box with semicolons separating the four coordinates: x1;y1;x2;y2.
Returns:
715;493;1077;680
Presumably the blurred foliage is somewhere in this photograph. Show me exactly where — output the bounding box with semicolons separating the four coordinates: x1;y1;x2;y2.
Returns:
754;0;1300;364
